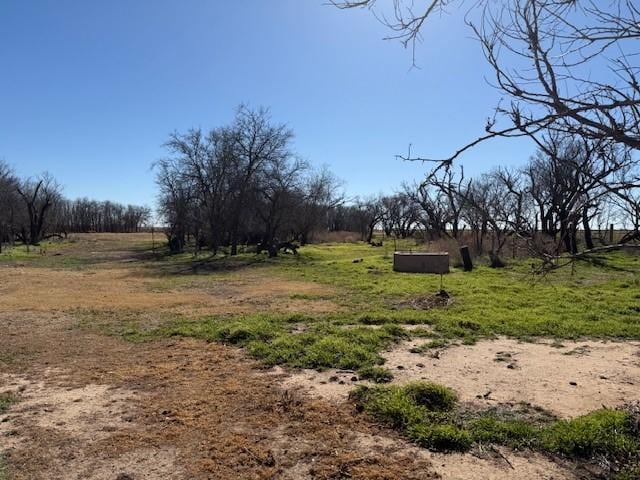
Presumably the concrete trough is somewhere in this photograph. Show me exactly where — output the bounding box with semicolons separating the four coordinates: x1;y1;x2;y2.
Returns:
393;251;449;274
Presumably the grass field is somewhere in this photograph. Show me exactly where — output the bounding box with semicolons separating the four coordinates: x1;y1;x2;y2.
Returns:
1;234;639;479
139;239;640;367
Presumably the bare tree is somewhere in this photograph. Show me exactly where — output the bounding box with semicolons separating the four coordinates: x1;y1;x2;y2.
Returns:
357;195;387;243
381;193;421;238
15;173;62;245
420;166;470;239
466;169;530;266
155;106;342;255
336;1;640;266
294;167;343;245
255;155;308;256
226;106;294;255
334;1;640;161
0;161;19;252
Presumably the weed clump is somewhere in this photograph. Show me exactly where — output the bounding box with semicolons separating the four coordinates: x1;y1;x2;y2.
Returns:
215;318;280;344
358;366;394;383
350;385;427;428
410;338;448;353
468;417;537;447
246;323;407;370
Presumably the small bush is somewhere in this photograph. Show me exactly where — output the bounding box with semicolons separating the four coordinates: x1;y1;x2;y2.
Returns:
403;382;457;411
358;366;394;383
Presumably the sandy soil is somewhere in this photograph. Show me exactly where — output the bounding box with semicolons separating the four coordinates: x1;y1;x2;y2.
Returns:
353;432;579;480
281;337;640;418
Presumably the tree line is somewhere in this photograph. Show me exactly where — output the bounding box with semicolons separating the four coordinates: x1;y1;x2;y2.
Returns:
156;104;639;266
154;106;342;256
330;0;640;268
0;161;151;250
337;134;639;267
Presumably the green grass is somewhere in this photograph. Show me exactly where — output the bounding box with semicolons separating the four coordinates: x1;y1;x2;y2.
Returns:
11;236;640;472
148;241;640;340
0;240;90;269
351;382;640;464
122;243;640;379
0;392;18;414
540;410;639;457
300;245;640;340
614;466;640;480
112;242;640;375
38;236;637;345
408;423;473;451
403;382;458;411
410;338;450;353
153;314;408;370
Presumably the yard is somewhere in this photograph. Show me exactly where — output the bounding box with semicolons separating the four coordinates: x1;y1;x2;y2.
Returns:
0;233;639;479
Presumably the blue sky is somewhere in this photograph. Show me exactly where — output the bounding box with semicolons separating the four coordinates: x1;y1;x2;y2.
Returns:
0;0;531;208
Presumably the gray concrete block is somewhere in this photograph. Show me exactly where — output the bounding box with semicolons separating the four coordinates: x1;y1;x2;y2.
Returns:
393;252;449;274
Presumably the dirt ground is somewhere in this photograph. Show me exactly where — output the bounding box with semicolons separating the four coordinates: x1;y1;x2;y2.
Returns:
282;337;640;418
0;234;628;479
1;311;443;480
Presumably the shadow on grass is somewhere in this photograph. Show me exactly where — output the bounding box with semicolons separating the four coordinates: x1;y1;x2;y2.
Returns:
135;247;301;277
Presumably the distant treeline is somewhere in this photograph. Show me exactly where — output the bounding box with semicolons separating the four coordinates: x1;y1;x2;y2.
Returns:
0;163;150;249
56;198;151;234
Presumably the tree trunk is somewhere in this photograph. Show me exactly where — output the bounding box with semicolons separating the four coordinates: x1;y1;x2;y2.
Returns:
366;223;375;244
582;208;594;250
